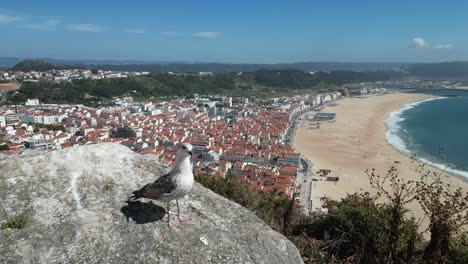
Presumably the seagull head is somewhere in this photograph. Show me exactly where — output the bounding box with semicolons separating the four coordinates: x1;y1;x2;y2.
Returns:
178;143;193;158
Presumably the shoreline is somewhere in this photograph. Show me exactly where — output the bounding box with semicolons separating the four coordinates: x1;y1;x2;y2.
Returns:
293;92;468;223
385;97;468;183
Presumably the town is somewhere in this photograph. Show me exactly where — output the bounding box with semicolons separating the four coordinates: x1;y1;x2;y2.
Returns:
0;76;390;213
0;68;150;82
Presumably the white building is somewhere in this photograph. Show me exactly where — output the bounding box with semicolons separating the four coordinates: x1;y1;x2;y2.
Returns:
42;115;58;125
20;114;58;124
25;98;40;106
322;94;332;103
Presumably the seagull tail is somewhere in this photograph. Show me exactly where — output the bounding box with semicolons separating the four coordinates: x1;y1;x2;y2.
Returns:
130;183;149;200
129;191;139;200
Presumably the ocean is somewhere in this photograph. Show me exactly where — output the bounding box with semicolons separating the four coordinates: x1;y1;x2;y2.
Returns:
386;89;468;179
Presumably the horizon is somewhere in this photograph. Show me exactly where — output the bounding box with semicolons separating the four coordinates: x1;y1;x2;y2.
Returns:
1;56;421;65
2;1;468;63
4;55;468;66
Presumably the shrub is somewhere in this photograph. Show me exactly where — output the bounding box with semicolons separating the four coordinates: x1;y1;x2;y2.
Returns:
449;232;468;264
1;212;29;230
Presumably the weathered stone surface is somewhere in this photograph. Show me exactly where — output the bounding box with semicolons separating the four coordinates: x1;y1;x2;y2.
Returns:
0;143;303;264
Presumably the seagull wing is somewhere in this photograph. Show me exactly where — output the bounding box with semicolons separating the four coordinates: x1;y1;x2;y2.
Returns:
131;172;176;200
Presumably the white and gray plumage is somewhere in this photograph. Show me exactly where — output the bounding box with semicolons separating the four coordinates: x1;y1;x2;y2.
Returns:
131;143;194;228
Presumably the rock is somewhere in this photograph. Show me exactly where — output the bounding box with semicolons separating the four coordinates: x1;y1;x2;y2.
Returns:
0;143;303;264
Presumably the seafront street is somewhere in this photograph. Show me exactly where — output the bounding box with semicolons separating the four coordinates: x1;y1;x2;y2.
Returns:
288;101;338;214
287;106;315;214
298;156;314;213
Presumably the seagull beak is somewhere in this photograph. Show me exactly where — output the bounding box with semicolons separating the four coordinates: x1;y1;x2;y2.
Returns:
188;151;193;157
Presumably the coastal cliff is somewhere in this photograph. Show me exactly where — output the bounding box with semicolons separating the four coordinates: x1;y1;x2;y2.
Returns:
0;143;303;264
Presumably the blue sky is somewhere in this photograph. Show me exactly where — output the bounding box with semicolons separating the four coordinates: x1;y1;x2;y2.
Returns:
1;0;467;63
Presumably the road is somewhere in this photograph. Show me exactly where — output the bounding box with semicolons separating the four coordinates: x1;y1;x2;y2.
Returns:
289;101;338;214
296;157;314;214
285;107;315;214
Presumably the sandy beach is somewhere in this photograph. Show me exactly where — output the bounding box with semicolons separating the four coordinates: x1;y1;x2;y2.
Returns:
294;93;468;225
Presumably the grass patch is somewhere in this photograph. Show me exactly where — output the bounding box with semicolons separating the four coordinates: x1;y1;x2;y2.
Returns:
1;212;28;230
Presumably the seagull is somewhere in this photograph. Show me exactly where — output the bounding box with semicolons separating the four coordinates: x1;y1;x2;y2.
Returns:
131;143;194;228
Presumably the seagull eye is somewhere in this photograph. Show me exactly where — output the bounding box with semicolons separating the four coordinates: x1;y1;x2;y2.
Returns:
182;146;186;149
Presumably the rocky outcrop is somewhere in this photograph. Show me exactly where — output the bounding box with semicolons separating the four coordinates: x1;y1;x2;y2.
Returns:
0;143;303;264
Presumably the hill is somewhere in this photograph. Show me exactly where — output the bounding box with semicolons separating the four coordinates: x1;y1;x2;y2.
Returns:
2;57;406;72
8;57;468;77
406;61;468;77
89;62;405;73
11;69;402;105
0;143;303;263
10;60;76;72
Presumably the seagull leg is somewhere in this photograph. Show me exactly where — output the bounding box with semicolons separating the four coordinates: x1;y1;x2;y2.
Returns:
177;199;181;219
176;199;191;222
167;201;178;229
167;202;170;226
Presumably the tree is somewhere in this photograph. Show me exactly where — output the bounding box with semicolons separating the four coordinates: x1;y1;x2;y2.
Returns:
415;164;468;264
366;166;420;262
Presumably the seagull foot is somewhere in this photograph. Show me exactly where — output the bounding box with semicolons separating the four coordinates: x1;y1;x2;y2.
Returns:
177;213;191;222
168;219;179;229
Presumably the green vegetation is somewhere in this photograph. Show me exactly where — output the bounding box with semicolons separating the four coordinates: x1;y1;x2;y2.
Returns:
196;162;468;263
0;144;9;151
33;124;65;132
10;60;74;72
10;69;401;105
450;233;468;263
1;212;29;230
195;174;300;232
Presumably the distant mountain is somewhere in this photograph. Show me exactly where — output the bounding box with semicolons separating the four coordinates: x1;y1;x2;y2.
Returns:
0;57;181;69
1;57;406;72
406;62;468;77
91;62;406;73
0;57;23;67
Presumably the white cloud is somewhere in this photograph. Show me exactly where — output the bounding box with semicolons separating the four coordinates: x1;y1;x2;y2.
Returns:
192;31;221;39
124;28;145;34
68;23;102;32
20;19;60;30
413;37;428;48
0;13;22;24
162;31;183;36
412;37;454;50
434;44;453;49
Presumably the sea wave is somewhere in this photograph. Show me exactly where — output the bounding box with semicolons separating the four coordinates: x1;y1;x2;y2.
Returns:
384;98;438;155
418;157;468;179
385;97;468;179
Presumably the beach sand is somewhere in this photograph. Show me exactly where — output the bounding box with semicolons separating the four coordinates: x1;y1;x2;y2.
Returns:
294;93;468;227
